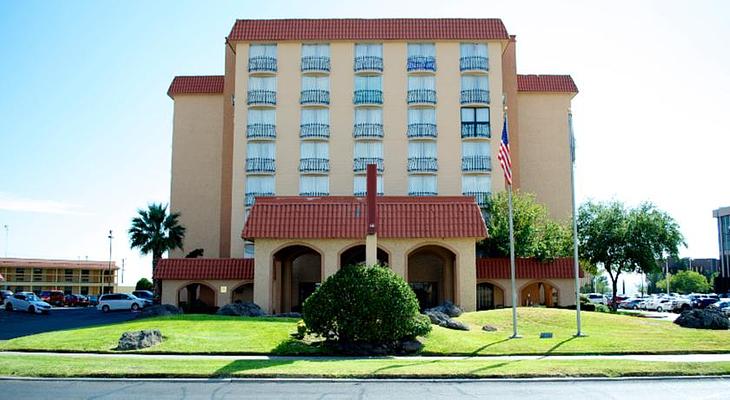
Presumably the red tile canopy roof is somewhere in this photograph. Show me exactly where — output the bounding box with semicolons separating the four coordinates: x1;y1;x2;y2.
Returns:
228;19;509;41
517;74;578;93
477;257;583;279
154;258;253;281
167;75;224;99
243;196;487;240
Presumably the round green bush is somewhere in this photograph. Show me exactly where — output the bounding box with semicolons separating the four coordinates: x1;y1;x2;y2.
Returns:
302;264;431;344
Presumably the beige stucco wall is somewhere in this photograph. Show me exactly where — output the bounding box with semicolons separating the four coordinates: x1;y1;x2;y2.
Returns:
230;43;250;258
161;279;254;307
170;94;224;258
516;92;574;220
478;278;576;307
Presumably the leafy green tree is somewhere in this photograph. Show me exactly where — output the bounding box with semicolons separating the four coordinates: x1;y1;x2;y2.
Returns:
646;271;665;294
129;203;186;293
578;201;684;308
135;277;154;291
657;270;711;294
479;191;572;261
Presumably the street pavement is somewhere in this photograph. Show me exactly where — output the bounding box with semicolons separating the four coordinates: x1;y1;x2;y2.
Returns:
1;377;729;399
0;307;139;340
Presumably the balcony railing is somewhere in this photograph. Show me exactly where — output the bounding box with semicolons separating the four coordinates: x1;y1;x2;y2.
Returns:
245;192;275;207
460;89;490;104
248;56;278;73
407;89;437;104
300;89;330;105
353;157;384;172
407;123;437;138
300;191;330;197
353;123;384;138
301;56;331;72
459;56;489;72
463;191;491;206
461;155;492;172
300;123;330;139
354;56;384;72
247;90;276;105
461;122;491;139
247;123;276;139
353;90;383;105
245;157;276;173
407;56;436;72
299;158;330;173
407;157;438;172
409;191;438;196
354;190;384;197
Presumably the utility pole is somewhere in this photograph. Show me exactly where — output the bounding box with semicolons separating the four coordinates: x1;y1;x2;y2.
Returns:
121;258;125;284
2;225;8;257
107;230;113;294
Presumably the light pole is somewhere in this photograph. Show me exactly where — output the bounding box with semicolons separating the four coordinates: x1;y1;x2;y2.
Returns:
3;225;8;257
107;230;113;294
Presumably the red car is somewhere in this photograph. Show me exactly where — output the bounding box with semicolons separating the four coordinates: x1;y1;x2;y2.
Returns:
64;294;89;307
40;290;65;307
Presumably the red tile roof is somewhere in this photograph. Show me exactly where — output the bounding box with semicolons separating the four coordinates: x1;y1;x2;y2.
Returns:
154;258;253;281
228;19;509;41
517;74;578;93
477;257;583;279
167;75;224;99
243;196;487;240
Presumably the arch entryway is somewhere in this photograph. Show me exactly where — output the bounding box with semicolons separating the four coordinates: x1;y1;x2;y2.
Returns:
177;282;216;313
339;244;389;267
231;282;254;304
407;245;456;310
477;282;505;310
520;281;559;307
272;244;322;314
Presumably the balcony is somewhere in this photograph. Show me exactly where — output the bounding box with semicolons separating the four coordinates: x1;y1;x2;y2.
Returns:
300;123;330;139
300;191;329;197
407;157;438;173
407;89;437;105
407;56;436;72
409;191;437;196
245;192;275;207
461;122;491;139
460;89;489;105
247;123;276;139
353;90;383;105
407;123;437;138
459;56;489;72
354;56;383;72
299;158;330;173
353;157;384;172
301;56;331;73
461;155;492;172
245;157;276;173
354;190;384;197
247;90;276;106
353;123;384;139
248;56;277;73
300;89;330;105
463;191;491;206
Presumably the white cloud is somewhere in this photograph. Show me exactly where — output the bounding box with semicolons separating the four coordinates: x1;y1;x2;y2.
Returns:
0;193;91;215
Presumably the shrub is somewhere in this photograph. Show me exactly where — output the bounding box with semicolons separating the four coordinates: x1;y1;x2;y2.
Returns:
303;264;431;344
135;278;154;291
594;304;610;313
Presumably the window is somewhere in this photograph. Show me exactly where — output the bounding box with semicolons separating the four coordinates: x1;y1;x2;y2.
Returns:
80;287;89;295
409;108;435;125
461;107;490;137
462;141;490;157
300;176;329;195
460;43;488;58
249;76;276;91
64;269;73;282
248;109;276;125
354;175;384;195
247;142;275;159
301;108;329;125
302;76;329;91
301;141;329;159
408;76;435;91
250;44;277;59
15;268;25;282
245;176;275;206
302;43;329;57
461;75;488;91
81;269;89;283
302;44;331;71
32;268;42;281
408;43;435;58
408;141;437;158
355;43;383;58
354;141;383;159
355;107;382;125
248;44;277;72
462;175;491;193
408;175;437;196
355;75;382;91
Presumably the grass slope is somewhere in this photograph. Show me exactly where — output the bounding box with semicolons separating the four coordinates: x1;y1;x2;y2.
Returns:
1;308;729;355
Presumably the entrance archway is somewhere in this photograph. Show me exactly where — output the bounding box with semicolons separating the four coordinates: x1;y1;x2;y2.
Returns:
231;282;254;303
272;245;322;313
177;282;216;313
520;281;559;307
477;282;505;310
407;245;456;310
339;245;389;267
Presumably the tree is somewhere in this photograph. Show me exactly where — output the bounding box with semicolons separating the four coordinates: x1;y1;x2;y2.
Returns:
478;191;572;261
578;201;684;309
129;203;186;293
135;277;154;291
657;270;711;294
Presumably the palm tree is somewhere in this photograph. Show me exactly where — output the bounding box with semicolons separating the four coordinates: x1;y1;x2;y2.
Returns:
129;203;186;293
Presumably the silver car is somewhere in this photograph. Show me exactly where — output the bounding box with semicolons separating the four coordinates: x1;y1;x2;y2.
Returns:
4;292;52;314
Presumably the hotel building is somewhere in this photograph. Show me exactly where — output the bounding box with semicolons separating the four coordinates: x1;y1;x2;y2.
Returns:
0;258;119;296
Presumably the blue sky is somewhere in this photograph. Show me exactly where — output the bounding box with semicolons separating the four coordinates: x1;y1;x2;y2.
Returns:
1;0;729;288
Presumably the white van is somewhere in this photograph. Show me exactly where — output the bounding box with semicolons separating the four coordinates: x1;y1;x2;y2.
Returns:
97;293;148;312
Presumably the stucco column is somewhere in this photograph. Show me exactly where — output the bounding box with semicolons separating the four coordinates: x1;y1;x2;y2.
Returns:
365;234;378;266
457;240;477;312
253;240;273;313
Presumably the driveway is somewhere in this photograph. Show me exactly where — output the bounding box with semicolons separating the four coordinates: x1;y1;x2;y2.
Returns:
0;307;139;340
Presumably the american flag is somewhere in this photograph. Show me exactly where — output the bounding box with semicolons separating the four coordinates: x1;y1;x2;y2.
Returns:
497;117;513;186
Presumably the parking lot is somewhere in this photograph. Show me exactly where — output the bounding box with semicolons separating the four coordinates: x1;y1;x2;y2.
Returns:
0;307;139;340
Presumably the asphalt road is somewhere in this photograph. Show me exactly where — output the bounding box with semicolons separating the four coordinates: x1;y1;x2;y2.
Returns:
1;377;729;399
0;307;139;340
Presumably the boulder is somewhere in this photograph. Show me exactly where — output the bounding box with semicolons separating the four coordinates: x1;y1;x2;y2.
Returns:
674;309;730;330
424;310;470;331
399;339;424;354
116;329;162;350
216;302;266;317
482;324;497;332
137;304;182;319
425;301;463;318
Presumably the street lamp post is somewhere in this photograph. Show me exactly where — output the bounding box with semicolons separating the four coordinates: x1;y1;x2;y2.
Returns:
3;225;8;257
107;230;113;294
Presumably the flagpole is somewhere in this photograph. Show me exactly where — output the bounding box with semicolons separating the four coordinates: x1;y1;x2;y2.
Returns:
569;110;585;337
508;183;519;338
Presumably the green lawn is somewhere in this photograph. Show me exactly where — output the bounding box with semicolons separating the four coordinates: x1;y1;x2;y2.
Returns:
1;354;730;378
2;308;729;355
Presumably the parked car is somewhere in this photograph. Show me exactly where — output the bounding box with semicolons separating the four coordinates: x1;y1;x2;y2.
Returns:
64;294;89;307
97;293;148;312
0;289;13;301
709;300;730;317
671;296;692;312
619;299;643;310
609;295;630;308
4;292;51;314
586;293;608;305
690;294;720;309
39;290;65;307
87;295;99;306
132;290;154;301
643;296;674;312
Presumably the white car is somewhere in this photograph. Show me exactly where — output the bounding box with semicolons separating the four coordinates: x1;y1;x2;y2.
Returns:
4;292;52;314
710;300;730;317
586;293;607;305
97;293;149;312
644;296;674;312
